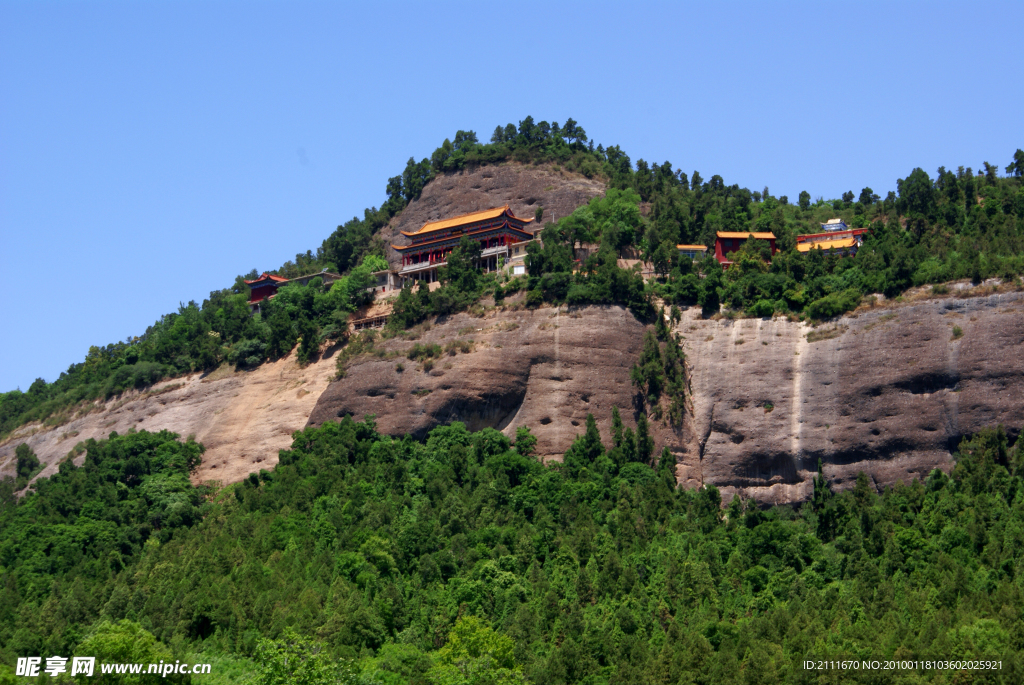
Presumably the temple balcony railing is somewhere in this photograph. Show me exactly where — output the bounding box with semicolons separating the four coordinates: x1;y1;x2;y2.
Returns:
481;245;510;258
399;261;442;275
399;246;509;276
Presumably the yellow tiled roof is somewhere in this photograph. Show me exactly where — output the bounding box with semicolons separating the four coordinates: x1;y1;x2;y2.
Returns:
401;205;533;237
716;232;776;239
796;237;857;253
676;244;708;250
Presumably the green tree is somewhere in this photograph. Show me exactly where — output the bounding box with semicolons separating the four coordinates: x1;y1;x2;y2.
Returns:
652;240;675;277
636;413;654;463
295;314;319;365
427;617;523;685
1007;148;1024;177
699;263;722;318
897;167;935;217
250;628;354;685
859;187;879;205
439;236;482;293
76;619;181;685
630;331;665;402
514;426;537;458
657;446;677;486
610;405;624;448
561;118;587;146
402;157;434;201
264;302;296;359
14;443;39;481
453;130;478;150
798;190;811;210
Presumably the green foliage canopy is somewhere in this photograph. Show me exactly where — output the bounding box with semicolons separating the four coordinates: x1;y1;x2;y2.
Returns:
3;416;1023;684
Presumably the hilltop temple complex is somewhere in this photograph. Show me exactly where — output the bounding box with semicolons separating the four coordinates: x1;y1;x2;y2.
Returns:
249;208;872;325
245;206;877;334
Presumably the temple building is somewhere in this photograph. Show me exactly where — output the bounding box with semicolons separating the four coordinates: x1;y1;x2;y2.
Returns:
677;244;708;261
507;238;535;276
244;272;289;313
244;270;342;313
820;218;849;232
714;231;777;267
797;226;869;257
391;205;535;287
369;269;398;294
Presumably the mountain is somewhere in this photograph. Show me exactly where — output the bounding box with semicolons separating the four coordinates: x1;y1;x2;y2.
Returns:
3;148;1024;505
2;127;1023;683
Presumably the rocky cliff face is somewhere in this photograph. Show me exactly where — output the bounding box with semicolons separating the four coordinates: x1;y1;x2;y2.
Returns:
307;303;684;463
309;291;1024;504
676;290;1024;504
380;163;605;269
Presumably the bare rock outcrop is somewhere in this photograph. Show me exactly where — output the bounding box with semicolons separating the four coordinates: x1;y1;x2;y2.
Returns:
380;163;605;269
307;304;685;465
677;291;1024;504
0;348;340;487
309;291;1024;504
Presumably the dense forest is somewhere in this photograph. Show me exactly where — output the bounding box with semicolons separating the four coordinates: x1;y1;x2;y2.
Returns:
2;417;1023;683
1;117;1021;442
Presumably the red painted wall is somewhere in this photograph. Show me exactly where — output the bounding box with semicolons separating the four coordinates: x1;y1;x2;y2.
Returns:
248;284;278;303
714;237;777;265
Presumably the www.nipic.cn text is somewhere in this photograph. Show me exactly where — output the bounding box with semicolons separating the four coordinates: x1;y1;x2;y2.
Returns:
16;656;212;678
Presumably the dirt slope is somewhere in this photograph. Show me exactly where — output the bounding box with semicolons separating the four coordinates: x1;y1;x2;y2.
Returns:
0;348;340;487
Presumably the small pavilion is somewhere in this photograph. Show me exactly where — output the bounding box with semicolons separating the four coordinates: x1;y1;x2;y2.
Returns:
244;270;342;313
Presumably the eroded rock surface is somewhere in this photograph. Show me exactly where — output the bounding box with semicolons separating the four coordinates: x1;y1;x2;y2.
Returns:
307;304;684;463
677;291;1024;504
310;292;1024;504
0;165;606;491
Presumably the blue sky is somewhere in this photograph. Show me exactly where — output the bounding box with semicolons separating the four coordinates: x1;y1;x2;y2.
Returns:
1;1;1021;392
